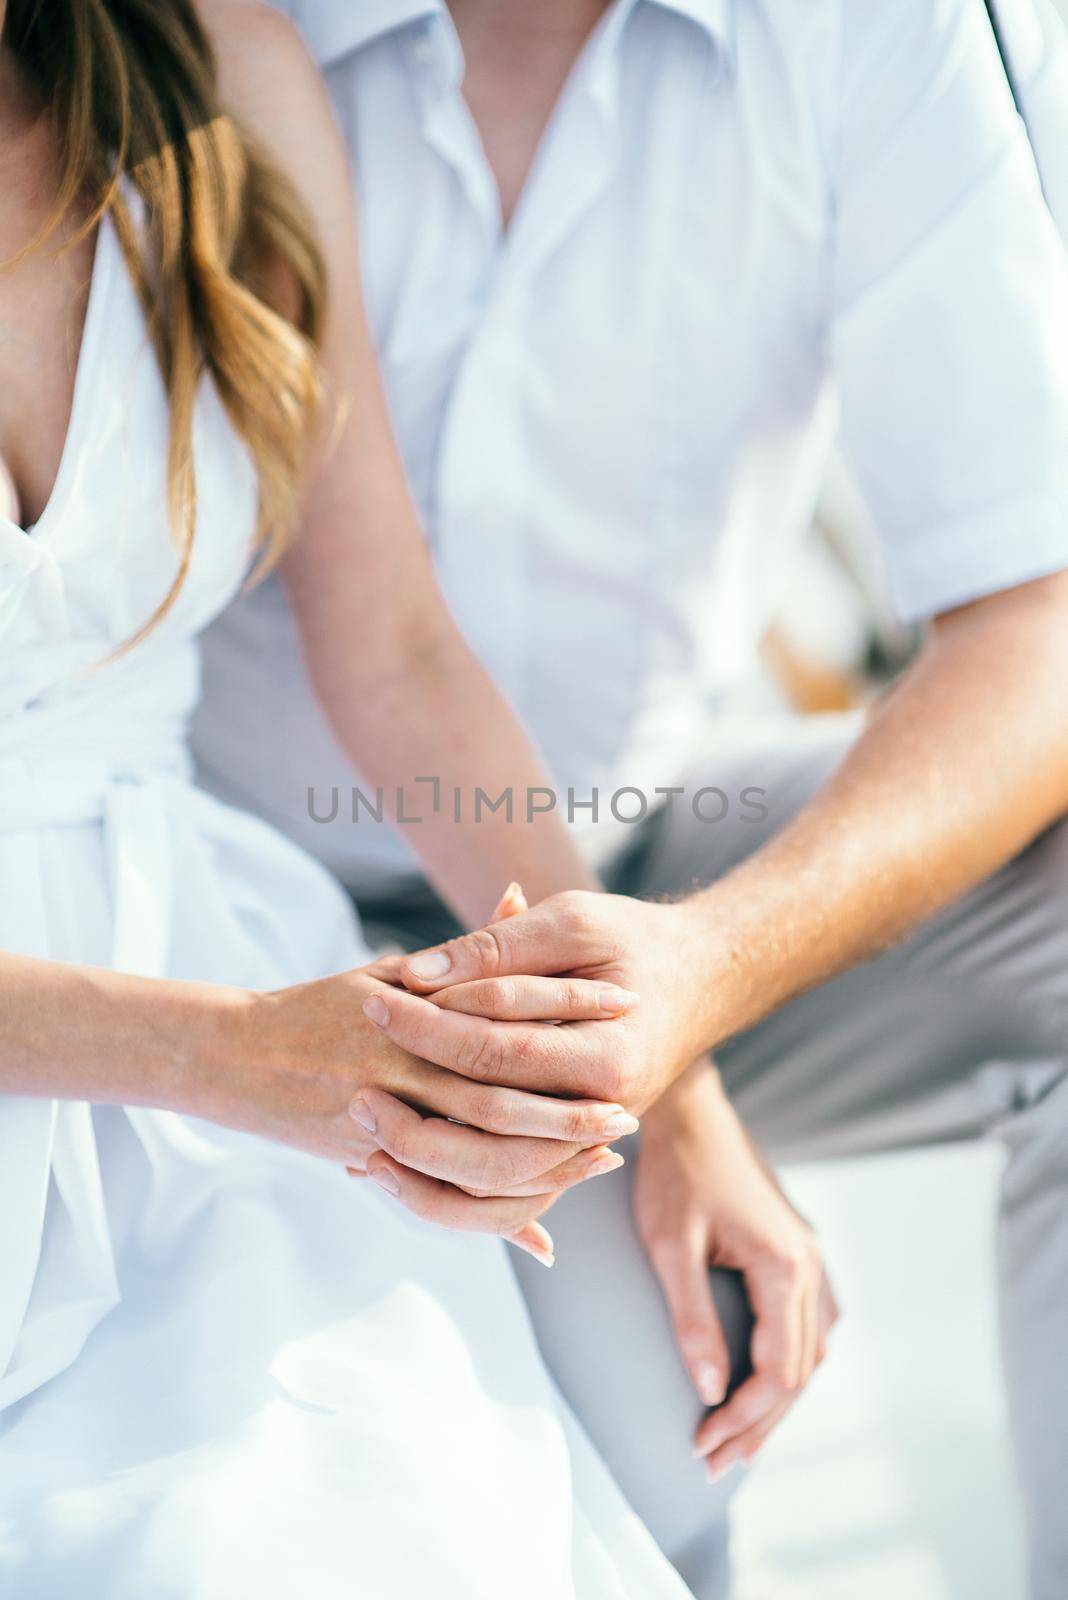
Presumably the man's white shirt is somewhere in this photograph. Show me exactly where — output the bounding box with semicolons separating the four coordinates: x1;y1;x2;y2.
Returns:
194;0;1068;890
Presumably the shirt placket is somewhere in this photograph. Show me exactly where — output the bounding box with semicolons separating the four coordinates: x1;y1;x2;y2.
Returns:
404;17;520;693
409;6;630;707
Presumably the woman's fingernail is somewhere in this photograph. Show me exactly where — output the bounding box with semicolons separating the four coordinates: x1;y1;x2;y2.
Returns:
602;1111;640;1138
349;1096;377;1133
695;1362;726;1406
692;1425;722;1459
512;1240;555;1268
599;987;639;1012
588;1150;625;1178
362;994;390;1027
370;1167;400;1195
493;883;528;920
407;949;452;980
509;1224;555;1267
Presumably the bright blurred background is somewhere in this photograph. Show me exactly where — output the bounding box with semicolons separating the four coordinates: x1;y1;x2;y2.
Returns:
733;1147;1021;1599
729;6;1066;1594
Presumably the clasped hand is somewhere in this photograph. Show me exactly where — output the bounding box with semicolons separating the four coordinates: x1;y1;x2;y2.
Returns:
348;886;659;1262
318;886;713;1258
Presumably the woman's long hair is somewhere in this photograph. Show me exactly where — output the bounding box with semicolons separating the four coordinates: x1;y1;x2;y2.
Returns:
5;0;327;642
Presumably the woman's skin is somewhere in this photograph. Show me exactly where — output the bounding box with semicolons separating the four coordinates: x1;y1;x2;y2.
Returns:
0;0;642;1260
0;454;17;523
0;35;96;528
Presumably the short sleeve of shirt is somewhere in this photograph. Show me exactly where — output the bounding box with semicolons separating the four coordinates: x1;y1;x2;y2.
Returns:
832;0;1068;623
1010;0;1068;240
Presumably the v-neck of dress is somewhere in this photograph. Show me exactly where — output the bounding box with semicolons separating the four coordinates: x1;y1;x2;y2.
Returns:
0;209;116;546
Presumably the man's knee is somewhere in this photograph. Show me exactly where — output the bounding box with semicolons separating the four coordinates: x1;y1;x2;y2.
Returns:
513;1166;751;1596
1002;815;1068;1040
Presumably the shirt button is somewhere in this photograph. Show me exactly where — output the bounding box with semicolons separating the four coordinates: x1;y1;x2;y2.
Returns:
410;34;434;67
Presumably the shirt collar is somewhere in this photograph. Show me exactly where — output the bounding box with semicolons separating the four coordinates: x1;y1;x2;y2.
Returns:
288;0;442;67
289;0;734;73
649;0;734;68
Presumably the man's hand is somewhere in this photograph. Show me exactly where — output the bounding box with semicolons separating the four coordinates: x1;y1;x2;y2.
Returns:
387;579;1068;1126
634;1060;838;1481
383;890;716;1112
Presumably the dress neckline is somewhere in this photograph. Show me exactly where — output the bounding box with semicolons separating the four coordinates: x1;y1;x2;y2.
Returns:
0;207;117;545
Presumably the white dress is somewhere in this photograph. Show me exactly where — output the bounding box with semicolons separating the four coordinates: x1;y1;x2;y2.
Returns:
0;212;693;1600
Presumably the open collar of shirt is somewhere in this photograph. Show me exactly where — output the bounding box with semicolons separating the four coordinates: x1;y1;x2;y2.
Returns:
287;0;736;75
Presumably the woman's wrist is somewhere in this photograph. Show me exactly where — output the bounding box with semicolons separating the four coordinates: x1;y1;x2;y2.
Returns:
94;972;258;1121
203;967;393;1128
158;980;264;1122
0;953;257;1115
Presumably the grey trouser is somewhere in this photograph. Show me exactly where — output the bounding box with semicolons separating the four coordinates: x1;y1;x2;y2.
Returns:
358;712;1068;1600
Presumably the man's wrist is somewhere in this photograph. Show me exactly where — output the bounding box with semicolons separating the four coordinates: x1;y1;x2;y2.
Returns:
666;890;751;1058
645;1053;725;1131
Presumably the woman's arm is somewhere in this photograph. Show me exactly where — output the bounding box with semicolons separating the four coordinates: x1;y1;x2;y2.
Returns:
208;3;597;927
0;950;247;1110
0;947;636;1256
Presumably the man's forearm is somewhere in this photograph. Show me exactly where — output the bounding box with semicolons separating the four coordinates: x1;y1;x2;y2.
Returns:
686;572;1068;1052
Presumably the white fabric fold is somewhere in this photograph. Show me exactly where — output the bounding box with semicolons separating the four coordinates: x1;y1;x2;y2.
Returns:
0;713;185;1406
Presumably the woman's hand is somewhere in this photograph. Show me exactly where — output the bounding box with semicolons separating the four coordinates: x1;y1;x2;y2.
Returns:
634;1059;839;1480
194;884;633;1262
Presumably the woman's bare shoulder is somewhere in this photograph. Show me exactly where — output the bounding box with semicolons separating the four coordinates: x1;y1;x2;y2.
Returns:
195;0;303;58
193;0;352;231
194;1;327;140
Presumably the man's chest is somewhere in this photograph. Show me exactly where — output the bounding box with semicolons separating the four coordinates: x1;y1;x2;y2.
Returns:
326;19;836;578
